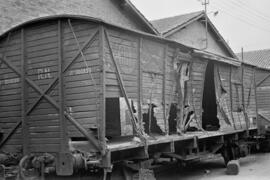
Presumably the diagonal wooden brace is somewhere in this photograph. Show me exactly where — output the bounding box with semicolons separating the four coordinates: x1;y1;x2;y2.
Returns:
26;29;99;115
0;31;101;151
104;29;144;138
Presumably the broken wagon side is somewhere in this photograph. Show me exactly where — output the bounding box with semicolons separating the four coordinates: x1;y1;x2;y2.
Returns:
0;16;261;179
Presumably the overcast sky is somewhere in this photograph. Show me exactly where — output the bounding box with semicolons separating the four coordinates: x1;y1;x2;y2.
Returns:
130;0;270;53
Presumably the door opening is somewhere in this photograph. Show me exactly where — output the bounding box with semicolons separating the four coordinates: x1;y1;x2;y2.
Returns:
202;61;220;130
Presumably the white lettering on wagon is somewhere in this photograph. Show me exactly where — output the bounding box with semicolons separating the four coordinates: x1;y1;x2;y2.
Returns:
37;68;52;80
0;78;20;85
68;68;92;76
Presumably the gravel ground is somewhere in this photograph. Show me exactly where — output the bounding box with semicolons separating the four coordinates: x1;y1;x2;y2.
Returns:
156;153;270;180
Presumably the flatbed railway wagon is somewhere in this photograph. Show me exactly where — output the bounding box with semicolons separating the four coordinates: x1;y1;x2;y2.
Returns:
0;16;267;179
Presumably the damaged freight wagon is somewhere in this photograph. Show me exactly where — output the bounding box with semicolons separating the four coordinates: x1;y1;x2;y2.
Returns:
152;11;258;132
0;16;260;180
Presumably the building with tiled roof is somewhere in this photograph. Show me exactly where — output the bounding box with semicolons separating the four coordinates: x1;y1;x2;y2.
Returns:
151;11;236;59
152;11;203;35
236;49;270;70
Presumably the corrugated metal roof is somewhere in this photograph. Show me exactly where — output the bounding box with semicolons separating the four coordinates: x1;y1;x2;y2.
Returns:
151;11;204;34
236;49;270;69
0;0;157;36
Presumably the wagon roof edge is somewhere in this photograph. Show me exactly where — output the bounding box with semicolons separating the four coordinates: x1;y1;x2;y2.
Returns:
0;14;240;67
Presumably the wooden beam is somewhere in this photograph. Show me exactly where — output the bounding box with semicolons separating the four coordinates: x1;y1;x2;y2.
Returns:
1;57;101;151
58;20;68;153
163;45;168;135
21;28;29;155
200;60;208;126
99;25;106;154
0;30;101;152
104;29;143;137
138;37;143;131
258;113;270;123
25;29;99;115
256;73;270;87
0;121;21;149
254;69;258;128
241;66;250;131
229;66;236;130
64;113;101;151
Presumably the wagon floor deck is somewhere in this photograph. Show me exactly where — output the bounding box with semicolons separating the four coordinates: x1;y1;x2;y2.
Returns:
107;127;257;152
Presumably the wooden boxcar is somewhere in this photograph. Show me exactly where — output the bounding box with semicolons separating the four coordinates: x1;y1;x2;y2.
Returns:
0;16;264;179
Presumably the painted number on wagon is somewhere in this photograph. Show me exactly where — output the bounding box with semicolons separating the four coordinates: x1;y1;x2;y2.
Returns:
37;68;52;80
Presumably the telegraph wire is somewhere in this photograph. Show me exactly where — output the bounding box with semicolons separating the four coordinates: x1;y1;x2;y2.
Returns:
224;0;270;24
234;0;270;20
212;0;270;28
210;5;270;33
210;3;270;33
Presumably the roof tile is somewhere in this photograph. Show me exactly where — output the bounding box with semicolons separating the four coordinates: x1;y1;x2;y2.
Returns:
151;11;203;34
236;49;270;69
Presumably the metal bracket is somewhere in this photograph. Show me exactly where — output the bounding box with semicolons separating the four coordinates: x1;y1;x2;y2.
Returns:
56;152;74;176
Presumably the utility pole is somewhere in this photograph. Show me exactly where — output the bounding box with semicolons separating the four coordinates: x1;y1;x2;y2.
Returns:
201;0;209;49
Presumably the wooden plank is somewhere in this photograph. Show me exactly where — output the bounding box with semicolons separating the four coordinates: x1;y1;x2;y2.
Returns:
58;20;68;153
28;120;60;127
25;22;57;34
241;66;249;130
29;126;60;132
26;42;58;53
26;30;57;42
1;48;21;57
104;28;143;138
163;44;168;135
26;48;58;59
0;110;21;118
106;79;137;86
30;144;60;153
63;29;99;42
66;93;101;101
99;25;106;154
138;37;143;131
26;36;58;48
65;71;100;81
21;28;29;155
30;138;61;144
63;41;99;53
0;105;21;112
229;65;236;129
64;80;100;89
65;85;99;95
